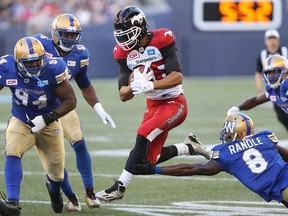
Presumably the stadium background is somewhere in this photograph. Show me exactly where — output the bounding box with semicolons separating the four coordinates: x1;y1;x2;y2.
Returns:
1;0;287;77
1;0;288;215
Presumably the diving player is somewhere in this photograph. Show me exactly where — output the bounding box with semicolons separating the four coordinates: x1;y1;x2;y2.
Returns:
0;37;77;215
227;55;288;120
35;13;115;211
131;112;288;208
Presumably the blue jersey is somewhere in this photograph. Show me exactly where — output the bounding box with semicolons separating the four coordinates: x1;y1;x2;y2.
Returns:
211;130;288;202
35;34;91;89
0;55;67;123
265;78;288;113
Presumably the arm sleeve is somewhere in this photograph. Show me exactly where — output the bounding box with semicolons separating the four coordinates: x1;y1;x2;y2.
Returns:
117;59;131;89
160;42;182;73
256;55;263;73
74;67;91;89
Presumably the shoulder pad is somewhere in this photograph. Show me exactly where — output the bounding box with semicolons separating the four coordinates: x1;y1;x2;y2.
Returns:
150;28;175;49
113;45;129;60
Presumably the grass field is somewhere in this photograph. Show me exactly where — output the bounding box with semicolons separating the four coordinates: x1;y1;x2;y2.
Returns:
0;76;287;216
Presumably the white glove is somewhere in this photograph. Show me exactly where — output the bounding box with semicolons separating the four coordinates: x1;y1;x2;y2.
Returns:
29;115;47;133
94;103;116;128
131;70;154;94
227;106;240;116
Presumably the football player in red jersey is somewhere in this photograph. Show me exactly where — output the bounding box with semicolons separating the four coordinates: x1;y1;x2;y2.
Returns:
96;6;210;202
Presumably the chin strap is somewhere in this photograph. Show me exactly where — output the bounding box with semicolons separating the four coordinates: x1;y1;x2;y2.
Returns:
32;75;46;88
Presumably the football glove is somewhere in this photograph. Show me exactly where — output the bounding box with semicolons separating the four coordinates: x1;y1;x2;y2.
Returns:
27;111;58;133
93;103;116;128
227;106;240;116
131;70;154;94
130;160;156;175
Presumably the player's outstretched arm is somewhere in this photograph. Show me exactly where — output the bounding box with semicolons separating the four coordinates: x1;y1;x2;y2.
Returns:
227;93;269;115
54;79;77;117
131;160;223;176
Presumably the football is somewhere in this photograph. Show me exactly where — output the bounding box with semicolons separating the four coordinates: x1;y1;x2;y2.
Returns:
128;65;151;85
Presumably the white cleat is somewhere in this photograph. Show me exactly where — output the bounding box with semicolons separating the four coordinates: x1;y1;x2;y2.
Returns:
184;133;211;160
85;187;101;208
96;181;125;202
66;194;81;212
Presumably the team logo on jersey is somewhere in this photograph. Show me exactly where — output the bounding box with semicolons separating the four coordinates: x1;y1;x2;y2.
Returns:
45;52;53;58
67;61;76;67
281;97;287;101
37;80;49;87
211;150;219;159
270;96;276;101
0;58;7;64
24;78;29;83
128;51;140;60
147;49;155;56
164;30;173;37
6;79;18;86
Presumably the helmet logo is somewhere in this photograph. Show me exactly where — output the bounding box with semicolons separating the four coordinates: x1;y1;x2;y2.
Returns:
224;121;237;133
131;13;144;25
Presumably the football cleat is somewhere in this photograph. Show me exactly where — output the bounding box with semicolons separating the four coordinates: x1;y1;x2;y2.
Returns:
85;187;101;208
96;181;126;202
46;180;63;213
0;192;20;216
66;193;81;212
184;133;211;160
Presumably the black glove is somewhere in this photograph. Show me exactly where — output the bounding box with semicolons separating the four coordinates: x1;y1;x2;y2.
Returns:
130;160;156;175
42;111;58;125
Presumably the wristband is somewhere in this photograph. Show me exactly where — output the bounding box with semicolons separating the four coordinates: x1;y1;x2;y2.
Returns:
155;166;162;174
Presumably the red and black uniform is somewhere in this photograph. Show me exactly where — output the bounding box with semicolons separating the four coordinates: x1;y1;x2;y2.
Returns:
114;28;187;163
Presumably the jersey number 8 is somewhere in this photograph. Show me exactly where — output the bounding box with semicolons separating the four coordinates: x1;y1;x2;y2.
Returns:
242;148;268;174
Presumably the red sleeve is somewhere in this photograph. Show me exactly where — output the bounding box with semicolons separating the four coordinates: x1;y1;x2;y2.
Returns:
149;28;176;49
113;45;129;60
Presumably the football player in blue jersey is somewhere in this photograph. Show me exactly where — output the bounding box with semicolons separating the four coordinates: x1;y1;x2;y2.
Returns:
227;55;288;128
0;37;77;215
34;13;115;211
131;112;288;208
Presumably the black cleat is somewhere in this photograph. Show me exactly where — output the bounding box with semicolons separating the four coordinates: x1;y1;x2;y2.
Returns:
0;192;20;216
46;181;63;213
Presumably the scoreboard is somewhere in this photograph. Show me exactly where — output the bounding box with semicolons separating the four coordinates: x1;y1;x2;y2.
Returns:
193;0;282;31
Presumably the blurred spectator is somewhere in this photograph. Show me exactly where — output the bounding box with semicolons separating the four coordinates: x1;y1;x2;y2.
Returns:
0;0;151;32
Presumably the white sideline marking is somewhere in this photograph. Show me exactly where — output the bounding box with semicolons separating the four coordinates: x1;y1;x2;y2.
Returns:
0;170;236;182
18;200;287;216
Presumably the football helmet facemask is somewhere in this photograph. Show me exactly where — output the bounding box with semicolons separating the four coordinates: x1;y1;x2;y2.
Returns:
14;37;47;78
220;112;254;144
52;13;81;52
262;55;288;89
113;6;148;51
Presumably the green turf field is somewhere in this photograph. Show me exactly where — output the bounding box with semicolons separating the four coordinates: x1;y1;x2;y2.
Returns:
0;77;287;215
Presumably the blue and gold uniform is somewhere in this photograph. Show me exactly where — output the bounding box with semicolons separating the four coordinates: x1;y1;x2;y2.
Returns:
213;130;288;202
0;36;76;215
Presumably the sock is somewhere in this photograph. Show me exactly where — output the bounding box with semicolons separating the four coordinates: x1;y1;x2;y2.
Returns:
118;169;133;188
124;135;150;172
47;175;62;194
5;156;22;202
60;168;75;197
72;139;93;189
174;143;190;155
157;145;178;164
